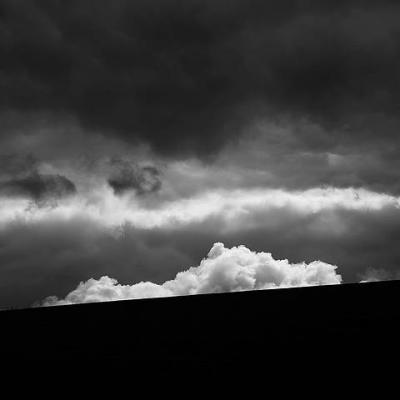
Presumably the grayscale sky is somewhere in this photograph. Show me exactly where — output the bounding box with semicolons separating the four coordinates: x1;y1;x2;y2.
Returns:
1;0;400;307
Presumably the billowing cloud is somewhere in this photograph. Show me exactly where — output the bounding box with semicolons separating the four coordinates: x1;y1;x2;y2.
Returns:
41;242;342;306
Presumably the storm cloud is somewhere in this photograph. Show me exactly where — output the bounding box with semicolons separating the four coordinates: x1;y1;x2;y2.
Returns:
0;153;76;203
0;173;76;202
0;0;399;156
107;159;161;196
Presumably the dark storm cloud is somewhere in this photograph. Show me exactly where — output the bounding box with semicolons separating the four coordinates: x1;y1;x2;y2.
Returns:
0;172;76;202
0;153;76;202
0;0;399;156
108;159;161;195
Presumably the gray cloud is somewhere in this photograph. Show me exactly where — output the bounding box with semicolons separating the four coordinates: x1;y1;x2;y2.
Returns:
0;1;399;157
0;172;76;202
107;159;161;196
0;153;76;203
0;153;38;177
359;268;400;283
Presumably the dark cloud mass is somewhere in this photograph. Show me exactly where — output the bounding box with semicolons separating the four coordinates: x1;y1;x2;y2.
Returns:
0;172;76;202
108;159;161;195
0;153;76;202
0;0;399;156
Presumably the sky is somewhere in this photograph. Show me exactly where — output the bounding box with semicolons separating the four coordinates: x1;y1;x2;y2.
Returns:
1;0;400;307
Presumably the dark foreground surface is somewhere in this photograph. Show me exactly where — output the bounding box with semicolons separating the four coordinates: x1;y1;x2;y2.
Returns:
1;281;400;385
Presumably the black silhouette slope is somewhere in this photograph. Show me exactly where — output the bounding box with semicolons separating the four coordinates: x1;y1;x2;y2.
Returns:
1;281;399;380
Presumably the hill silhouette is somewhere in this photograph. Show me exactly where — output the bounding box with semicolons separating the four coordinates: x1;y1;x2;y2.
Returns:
1;281;399;383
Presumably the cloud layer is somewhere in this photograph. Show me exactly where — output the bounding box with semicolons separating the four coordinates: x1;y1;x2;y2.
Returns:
1;1;400;156
0;185;398;229
42;242;342;305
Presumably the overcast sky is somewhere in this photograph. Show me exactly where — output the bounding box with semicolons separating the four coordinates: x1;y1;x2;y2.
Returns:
1;0;400;307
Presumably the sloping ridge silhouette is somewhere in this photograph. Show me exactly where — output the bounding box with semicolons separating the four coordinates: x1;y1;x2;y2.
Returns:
1;281;400;381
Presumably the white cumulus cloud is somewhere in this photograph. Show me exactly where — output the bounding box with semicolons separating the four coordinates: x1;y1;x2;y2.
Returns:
41;242;342;306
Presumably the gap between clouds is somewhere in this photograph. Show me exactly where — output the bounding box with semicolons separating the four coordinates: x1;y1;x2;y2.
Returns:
41;242;342;306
